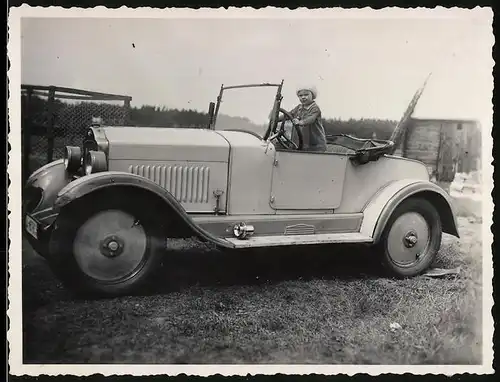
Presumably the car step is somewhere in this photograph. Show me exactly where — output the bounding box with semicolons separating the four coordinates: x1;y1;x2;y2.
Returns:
224;232;374;248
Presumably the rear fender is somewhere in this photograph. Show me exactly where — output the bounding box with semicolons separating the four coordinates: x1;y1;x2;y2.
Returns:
54;171;235;249
360;179;460;242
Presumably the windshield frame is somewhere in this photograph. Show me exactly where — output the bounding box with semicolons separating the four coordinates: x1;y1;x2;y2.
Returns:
209;81;284;140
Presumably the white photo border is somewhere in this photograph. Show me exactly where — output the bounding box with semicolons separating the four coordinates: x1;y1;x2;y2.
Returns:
7;5;495;376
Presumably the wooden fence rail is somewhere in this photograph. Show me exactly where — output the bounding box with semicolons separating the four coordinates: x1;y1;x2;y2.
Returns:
21;84;132;183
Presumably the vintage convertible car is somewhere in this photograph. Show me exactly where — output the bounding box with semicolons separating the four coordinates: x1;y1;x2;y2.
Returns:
23;81;459;297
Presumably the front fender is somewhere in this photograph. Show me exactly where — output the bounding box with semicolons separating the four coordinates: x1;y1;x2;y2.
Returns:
24;159;72;225
360;179;460;242
54;171;235;249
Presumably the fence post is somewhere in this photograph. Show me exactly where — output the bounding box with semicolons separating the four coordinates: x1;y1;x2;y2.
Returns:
22;87;33;184
124;97;131;126
46;86;56;163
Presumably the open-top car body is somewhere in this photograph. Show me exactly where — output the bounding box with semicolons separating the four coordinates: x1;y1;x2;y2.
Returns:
23;80;460;297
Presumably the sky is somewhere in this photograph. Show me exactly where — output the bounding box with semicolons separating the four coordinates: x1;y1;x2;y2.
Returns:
20;12;493;128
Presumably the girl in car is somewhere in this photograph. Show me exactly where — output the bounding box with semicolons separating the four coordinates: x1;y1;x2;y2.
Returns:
281;86;328;152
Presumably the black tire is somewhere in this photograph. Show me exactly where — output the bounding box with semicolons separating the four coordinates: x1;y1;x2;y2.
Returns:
48;192;167;297
376;197;442;278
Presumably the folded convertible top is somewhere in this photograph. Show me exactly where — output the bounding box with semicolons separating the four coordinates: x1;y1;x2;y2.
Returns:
327;134;395;165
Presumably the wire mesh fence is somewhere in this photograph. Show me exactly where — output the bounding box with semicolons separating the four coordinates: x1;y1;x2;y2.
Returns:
21;85;132;183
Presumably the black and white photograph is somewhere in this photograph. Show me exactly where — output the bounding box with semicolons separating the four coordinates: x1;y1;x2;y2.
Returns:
7;5;494;376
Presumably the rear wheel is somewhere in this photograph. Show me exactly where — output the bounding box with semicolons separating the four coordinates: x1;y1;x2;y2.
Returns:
377;197;442;278
48;194;167;297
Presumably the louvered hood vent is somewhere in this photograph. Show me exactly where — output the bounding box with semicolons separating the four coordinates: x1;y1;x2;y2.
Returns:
129;164;211;203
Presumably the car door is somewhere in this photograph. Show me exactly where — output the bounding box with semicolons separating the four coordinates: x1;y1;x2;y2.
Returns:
270;150;348;211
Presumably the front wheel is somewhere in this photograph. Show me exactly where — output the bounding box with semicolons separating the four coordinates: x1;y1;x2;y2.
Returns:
376;197;442;278
48;194;167;297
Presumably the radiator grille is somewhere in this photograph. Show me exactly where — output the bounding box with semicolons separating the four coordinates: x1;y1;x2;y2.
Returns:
129;164;210;203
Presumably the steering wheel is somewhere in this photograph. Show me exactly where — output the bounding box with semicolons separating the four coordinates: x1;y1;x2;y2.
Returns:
270;108;304;150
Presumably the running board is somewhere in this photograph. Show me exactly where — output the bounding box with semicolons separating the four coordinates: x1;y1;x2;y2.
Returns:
224;232;374;248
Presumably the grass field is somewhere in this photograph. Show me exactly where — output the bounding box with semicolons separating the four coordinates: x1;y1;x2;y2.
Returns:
21;196;484;365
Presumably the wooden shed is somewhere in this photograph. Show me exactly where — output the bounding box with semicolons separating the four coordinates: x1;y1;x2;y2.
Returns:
393;117;481;183
387;73;483;191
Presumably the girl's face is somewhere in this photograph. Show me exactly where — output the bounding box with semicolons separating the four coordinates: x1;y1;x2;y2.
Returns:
297;90;313;104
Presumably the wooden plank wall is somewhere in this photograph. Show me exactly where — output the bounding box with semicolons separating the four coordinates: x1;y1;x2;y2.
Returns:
398;119;443;179
456;121;481;173
395;118;480;184
405;120;442;165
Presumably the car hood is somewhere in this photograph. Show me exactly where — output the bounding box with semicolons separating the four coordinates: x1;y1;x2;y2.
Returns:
102;127;230;162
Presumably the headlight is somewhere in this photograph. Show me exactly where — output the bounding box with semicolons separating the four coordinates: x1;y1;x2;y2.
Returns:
63;146;82;173
84;150;108;176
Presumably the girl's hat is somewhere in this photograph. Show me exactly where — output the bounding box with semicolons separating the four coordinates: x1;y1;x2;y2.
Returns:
296;85;318;99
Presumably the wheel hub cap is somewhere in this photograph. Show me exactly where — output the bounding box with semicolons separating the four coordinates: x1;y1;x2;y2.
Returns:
387;212;430;266
403;231;418;248
73;209;147;282
100;235;125;257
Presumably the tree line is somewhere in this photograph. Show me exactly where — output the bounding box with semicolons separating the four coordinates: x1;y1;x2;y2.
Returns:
128;105;399;139
22;95;399;140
